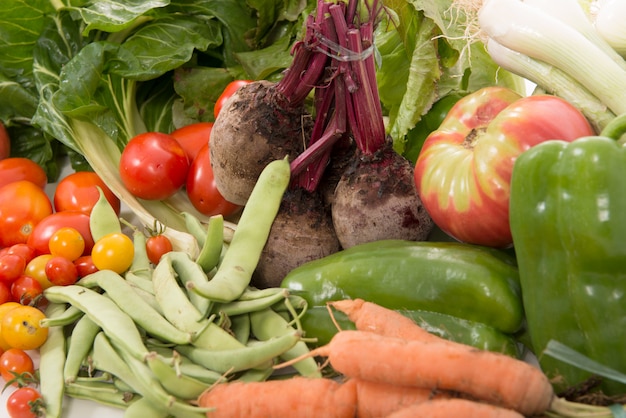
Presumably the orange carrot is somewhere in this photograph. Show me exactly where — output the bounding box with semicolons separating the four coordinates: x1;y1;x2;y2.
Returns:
353;378;455;418
329;298;442;342
384;398;525;418
197;377;357;418
292;330;554;417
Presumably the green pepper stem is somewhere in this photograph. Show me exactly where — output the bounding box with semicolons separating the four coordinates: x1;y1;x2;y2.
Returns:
599;112;626;140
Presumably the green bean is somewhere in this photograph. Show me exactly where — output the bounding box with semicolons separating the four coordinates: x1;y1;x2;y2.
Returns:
123;271;155;294
39;303;67;418
161;251;212;316
213;288;290;317
230;313;251;344
64;314;101;384
89;186;122;242
195;214;224;273
237;286;288;301
249;308;322;378
234;366;274;382
39;305;83;328
123;396;169;418
91;332;210;418
187;157;290;303
145;352;210;400
182;211;207;248
78;269;194;345
64;381;137;410
44;285;149;360
143;344;224;384
175;330;301;374
126;229;152;279
126;280;162;314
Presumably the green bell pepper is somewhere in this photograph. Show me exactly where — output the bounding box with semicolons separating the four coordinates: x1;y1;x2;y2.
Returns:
510;114;626;395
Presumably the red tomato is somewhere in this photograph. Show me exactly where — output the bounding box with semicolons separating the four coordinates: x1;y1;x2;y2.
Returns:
0;181;53;247
6;387;42;418
214;80;252;119
0;123;10;160
53;171;121;215
6;244;36;266
414;87;595;247
74;255;98;278
119;132;190;200
0;283;12;305
0;348;34;386
0;158;47;190
186;143;241;217
146;234;173;265
45;256;78;286
27;211;94;256
0;255;26;285
170;122;213;162
10;276;42;306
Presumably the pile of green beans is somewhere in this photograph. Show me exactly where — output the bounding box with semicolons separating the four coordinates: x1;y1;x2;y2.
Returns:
38;158;320;417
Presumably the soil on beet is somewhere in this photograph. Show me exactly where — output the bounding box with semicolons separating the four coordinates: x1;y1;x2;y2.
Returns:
210;80;312;205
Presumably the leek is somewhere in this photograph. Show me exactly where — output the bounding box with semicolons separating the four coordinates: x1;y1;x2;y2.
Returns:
594;0;626;57
478;0;626;116
486;39;615;132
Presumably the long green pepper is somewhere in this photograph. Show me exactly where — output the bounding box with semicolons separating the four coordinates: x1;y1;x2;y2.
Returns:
510;113;626;395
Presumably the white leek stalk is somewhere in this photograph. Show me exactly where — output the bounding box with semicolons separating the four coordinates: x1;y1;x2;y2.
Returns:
595;0;626;57
486;38;615;133
523;0;626;70
479;0;626;116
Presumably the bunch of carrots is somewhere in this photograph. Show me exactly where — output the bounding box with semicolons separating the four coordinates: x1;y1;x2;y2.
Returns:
196;299;557;418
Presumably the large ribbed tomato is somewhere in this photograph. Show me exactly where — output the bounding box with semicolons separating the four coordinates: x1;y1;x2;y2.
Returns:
414;87;594;247
0;181;53;247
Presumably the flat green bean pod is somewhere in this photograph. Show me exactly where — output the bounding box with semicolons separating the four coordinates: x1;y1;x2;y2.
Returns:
64;381;137;410
39;303;68;418
89;187;122;242
195;214;224;273
64;314;101;384
145;352;210;400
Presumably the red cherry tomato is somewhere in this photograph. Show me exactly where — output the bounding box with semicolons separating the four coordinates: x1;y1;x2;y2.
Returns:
10;276;43;306
53;171;121;215
0;158;47;190
145;234;173;265
6;244;36;266
45;256;78;286
0;255;26;285
6;386;42;418
170;122;213;162
27;211;94;256
0;283;12;305
119;132;190;200
0;348;35;387
0;181;53;247
0;122;9;160
214;80;252;119
186;143;241;217
74;255;98;278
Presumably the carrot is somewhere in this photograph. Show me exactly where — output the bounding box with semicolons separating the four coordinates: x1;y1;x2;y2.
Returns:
281;330;554;417
384;398;525;418
197;377;357;418
353;378;455;418
328;298;441;342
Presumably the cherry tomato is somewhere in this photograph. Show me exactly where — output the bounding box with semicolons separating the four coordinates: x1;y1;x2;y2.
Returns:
146;234;173;265
27;211;94;256
0;348;34;386
48;227;85;261
170;122;213;162
6;386;42;418
119;132;190;200
24;255;54;290
0;122;9;160
45;256;78;286
214;80;253;119
53;171;121;215
0;181;53;247
0;254;26;285
0;158;47;190
186;142;241;217
74;255;98;278
6;244;36;266
10;276;42;306
0;283;12;305
1;305;48;350
91;232;134;274
0;303;22;351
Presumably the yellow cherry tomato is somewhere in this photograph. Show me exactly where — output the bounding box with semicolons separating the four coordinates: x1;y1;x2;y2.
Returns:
0;302;21;351
91;232;134;274
48;226;85;261
1;305;47;350
24;254;54;290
